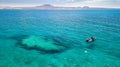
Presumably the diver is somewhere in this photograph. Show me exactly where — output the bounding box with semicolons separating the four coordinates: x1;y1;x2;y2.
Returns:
86;37;96;43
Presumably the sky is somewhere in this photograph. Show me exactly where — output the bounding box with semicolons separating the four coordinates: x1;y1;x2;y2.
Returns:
0;0;120;8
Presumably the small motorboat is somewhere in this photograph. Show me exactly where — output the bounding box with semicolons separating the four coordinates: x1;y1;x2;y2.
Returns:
86;37;96;43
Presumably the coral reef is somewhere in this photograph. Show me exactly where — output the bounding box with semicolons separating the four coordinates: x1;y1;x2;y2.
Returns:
21;36;65;53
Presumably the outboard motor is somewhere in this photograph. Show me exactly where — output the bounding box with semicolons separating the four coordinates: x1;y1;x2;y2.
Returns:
86;37;96;43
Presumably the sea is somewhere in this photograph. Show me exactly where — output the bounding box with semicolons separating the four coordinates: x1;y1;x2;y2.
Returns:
0;9;120;67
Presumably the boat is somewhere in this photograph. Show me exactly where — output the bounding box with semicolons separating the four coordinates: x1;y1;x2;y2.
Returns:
86;37;96;43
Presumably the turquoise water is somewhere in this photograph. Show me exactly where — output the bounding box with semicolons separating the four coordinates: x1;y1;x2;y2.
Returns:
0;9;120;67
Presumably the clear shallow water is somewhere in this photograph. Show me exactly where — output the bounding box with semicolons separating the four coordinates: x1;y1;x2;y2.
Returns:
0;9;120;67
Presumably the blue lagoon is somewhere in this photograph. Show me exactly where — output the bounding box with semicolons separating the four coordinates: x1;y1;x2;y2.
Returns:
0;9;120;67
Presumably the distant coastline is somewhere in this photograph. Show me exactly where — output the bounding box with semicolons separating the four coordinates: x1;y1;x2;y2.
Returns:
0;4;120;10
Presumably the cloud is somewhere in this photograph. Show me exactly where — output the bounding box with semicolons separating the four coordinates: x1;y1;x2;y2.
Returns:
61;0;120;8
56;0;87;2
84;0;120;7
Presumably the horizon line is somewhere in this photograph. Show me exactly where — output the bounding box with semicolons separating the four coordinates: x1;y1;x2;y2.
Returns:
0;4;120;9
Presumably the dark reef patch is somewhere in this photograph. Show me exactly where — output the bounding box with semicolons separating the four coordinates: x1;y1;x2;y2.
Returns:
13;35;70;54
18;42;67;54
50;36;81;48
